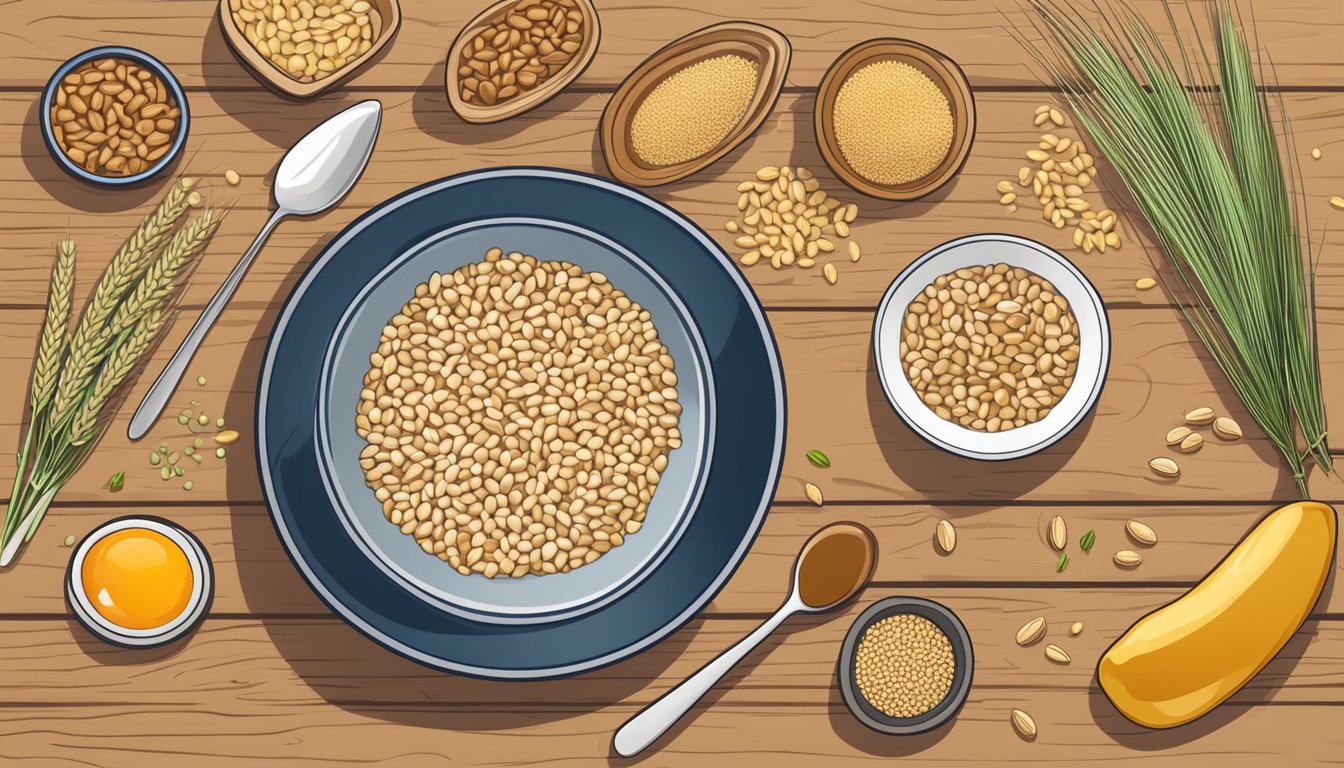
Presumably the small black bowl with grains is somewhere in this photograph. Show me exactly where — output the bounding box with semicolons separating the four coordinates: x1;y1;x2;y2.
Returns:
837;596;974;735
40;46;189;186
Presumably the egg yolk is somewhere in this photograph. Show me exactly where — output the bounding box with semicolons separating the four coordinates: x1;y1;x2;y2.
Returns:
80;528;194;630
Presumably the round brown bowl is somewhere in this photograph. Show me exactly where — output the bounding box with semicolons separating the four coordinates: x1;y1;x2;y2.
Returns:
814;39;975;201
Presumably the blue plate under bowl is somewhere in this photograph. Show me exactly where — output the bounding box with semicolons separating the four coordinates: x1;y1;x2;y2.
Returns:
41;46;189;186
257;168;786;679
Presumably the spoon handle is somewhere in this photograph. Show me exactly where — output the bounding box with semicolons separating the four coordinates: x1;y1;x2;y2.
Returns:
613;598;800;757
127;209;288;441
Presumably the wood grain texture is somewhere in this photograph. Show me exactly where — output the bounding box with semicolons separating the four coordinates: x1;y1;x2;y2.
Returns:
2;92;1343;310
1;306;1338;507
2;0;1343;90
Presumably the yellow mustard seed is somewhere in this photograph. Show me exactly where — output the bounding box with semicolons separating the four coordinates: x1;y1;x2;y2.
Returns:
630;55;759;167
833;60;953;185
854;613;956;718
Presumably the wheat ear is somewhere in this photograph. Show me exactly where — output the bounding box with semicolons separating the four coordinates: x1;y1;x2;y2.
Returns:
50;178;193;423
109;210;221;336
68;309;166;446
31;239;76;413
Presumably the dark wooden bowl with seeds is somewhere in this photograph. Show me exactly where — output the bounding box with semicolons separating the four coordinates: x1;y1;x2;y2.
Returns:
446;0;600;124
40;46;190;186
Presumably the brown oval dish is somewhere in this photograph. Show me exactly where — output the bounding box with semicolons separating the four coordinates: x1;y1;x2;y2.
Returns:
218;0;402;99
815;39;974;201
446;0;601;124
600;22;790;187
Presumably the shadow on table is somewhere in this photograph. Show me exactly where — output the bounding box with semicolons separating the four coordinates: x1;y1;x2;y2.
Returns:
825;683;957;757
864;335;1095;503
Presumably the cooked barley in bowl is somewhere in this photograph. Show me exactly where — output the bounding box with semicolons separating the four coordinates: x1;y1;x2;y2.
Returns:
355;247;682;578
900;263;1079;432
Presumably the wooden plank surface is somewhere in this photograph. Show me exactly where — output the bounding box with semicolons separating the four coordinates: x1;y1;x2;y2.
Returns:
2;0;1343;90
3;0;1343;764
4;91;1344;311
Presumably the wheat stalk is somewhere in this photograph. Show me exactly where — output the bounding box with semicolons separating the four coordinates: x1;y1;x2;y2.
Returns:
68;309;166;446
108;210;221;336
49;178;194;423
31;239;76;413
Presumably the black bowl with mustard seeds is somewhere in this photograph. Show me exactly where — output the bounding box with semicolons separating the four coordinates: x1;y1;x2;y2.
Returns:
41;46;189;186
838;596;974;735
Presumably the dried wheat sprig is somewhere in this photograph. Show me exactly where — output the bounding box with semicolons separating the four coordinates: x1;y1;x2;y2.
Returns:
49;178;194;423
67;309;165;446
108;210;221;336
31;239;76;413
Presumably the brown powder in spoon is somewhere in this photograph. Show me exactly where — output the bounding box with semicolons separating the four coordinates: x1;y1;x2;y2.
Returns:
798;526;873;608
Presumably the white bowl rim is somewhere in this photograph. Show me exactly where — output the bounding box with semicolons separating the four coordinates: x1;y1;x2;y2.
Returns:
873;233;1111;461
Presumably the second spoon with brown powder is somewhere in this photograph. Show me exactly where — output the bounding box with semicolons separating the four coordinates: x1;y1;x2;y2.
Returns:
613;522;877;757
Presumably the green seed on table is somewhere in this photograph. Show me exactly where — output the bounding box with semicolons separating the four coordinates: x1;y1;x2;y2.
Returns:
178;413;190;425
216;447;227;459
197;375;207;386
63;534;76;547
173;466;184;477
191;453;203;463
194;437;204;449
149;452;161;466
103;471;125;493
184;446;195;456
1080;529;1096;552
183;480;194;491
216;418;226;428
160;466;172;481
198;414;209;426
168;451;180;465
806;449;831;469
1056;552;1069;572
159;445;169;455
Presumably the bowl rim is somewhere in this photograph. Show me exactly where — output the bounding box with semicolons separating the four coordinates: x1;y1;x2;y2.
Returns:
216;0;402;99
872;233;1111;461
837;596;975;735
64;515;214;648
446;0;602;124
813;37;975;201
40;45;190;186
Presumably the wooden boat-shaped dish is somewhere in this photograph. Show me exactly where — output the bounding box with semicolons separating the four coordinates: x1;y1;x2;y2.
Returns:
601;22;791;187
218;0;401;98
815;39;975;201
446;0;601;124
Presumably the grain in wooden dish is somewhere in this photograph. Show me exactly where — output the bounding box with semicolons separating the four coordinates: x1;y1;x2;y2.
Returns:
901;264;1080;432
832;60;953;186
228;0;380;83
630;55;759;167
456;0;586;107
355;248;682;578
49;57;180;177
854;613;955;718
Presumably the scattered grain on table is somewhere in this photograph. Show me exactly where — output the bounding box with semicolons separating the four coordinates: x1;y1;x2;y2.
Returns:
727;165;862;281
224;169;241;185
935;519;956;553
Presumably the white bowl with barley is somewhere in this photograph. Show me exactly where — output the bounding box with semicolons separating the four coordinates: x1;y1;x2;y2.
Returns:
873;234;1110;460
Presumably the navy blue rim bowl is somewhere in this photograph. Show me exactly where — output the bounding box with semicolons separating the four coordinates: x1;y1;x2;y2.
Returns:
257;167;786;679
41;46;189;186
837;596;974;735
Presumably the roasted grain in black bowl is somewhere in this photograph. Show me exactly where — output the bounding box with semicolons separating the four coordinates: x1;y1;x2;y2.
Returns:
837;596;974;735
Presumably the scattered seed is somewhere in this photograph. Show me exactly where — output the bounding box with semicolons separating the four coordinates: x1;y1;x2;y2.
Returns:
198;414;209;426
193;437;204;449
173;466;185;477
1135;277;1157;290
1165;426;1192;445
183;480;194;491
1055;552;1068;572
160;466;172;481
184;446;195;456
1079;529;1095;552
1213;416;1242;440
1148;456;1180;477
1125;520;1158;546
187;190;203;208
1047;515;1067;552
804;482;824;506
216;447;227;459
1331;196;1344;211
224;169;241;185
196;375;207;386
1178;432;1204;453
1183;406;1215;425
216;417;226;428
149;451;161;466
1045;644;1071;663
177;412;190;425
1069;621;1083;636
935;519;956;553
215;429;240;445
103;471;125;493
823;262;838;285
848;241;861;262
1114;549;1142;567
1011;708;1037;740
1016;616;1046;646
805;449;831;469
63;534;76;547
168;451;181;465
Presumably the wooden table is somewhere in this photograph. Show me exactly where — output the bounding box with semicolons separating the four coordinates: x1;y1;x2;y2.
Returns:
3;1;1343;764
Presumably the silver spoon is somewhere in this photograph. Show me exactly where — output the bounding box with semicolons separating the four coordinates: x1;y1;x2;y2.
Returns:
613;522;877;758
127;99;383;441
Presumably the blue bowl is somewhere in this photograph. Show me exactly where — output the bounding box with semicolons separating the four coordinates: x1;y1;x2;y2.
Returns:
41;46;190;186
